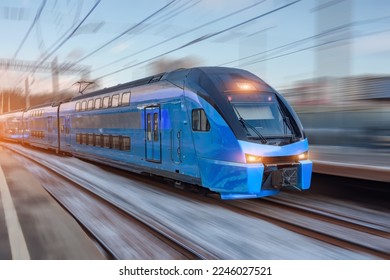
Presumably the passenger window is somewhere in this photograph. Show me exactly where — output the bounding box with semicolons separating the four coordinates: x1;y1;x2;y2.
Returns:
88;100;94;110
76;102;80;112
103;135;111;148
112;136;120;149
81;134;87;144
88;134;94;145
112;94;119;107
95;98;101;109
95;134;102;147
121;92;130;106
76;134;81;144
103;96;110;108
153;113;159;141
81;101;87;111
121;137;131;151
147;114;152;141
192;109;210;131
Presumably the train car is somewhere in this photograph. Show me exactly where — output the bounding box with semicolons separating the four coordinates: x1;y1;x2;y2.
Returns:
0;110;25;142
61;67;312;199
23;104;60;151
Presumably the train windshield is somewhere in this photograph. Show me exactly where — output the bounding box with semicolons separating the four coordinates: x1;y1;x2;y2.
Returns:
227;92;299;144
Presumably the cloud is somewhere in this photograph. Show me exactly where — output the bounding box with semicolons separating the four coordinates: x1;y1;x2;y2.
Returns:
111;42;130;53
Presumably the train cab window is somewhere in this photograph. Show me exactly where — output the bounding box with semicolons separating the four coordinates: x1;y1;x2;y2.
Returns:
192;109;210;131
88;100;94;110
76;102;81;112
121;92;130;106
81;101;87;111
121;137;131;151
95;98;101;110
112;94;119;107
103;96;110;109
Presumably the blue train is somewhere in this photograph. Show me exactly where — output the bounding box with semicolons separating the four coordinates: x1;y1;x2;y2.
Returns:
0;67;312;199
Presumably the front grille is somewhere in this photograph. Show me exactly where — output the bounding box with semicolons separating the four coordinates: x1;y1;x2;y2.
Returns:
262;155;297;165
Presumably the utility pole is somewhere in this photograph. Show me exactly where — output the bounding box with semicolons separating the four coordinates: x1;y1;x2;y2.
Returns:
25;77;30;109
7;92;10;112
51;57;59;101
1;57;90;100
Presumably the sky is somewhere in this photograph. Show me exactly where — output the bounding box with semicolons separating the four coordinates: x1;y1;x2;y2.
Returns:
0;0;389;94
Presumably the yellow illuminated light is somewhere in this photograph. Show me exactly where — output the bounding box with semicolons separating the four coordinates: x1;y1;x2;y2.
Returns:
245;154;262;163
236;82;256;91
297;152;309;160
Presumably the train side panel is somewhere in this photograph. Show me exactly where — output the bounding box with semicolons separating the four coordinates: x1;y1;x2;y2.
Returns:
24;105;59;150
0;111;24;142
62;82;202;185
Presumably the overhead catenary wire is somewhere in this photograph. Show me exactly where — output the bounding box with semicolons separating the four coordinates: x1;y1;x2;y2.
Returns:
63;0;177;70
12;0;47;60
9;0;100;90
238;27;390;68
31;0;102;74
219;15;390;68
94;0;301;80
35;1;84;62
93;0;267;73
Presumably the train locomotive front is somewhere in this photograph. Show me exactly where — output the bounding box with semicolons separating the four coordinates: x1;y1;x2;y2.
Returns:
169;67;312;199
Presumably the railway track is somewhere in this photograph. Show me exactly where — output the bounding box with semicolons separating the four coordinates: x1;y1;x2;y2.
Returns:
3;142;388;259
115;170;390;259
5;144;215;260
103;165;390;259
224;197;390;259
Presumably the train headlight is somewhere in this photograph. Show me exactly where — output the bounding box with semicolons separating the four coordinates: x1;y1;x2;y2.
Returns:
245;154;262;163
297;151;309;161
236;82;256;91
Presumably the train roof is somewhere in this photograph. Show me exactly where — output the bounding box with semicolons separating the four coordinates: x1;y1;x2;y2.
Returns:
70;71;167;101
70;66;272;102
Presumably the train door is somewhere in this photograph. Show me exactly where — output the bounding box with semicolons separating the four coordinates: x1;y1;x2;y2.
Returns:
47;116;54;145
171;102;182;164
64;116;71;146
60;115;71;150
145;106;161;163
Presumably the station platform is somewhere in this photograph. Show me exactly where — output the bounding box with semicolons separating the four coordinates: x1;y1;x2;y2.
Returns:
0;146;106;260
310;145;390;182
